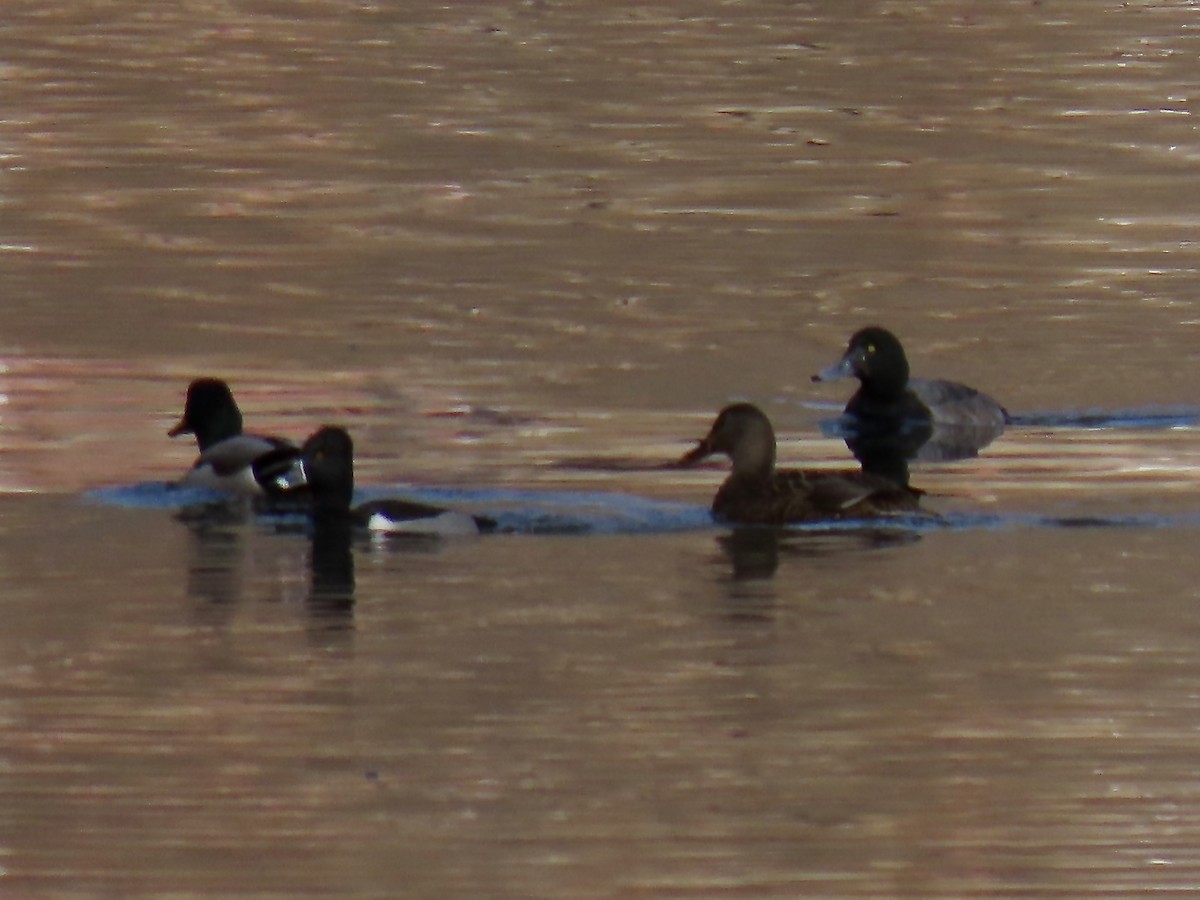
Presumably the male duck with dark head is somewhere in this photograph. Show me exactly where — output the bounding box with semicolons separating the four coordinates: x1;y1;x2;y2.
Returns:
813;326;1009;431
678;402;923;525
297;426;495;536
169;378;303;497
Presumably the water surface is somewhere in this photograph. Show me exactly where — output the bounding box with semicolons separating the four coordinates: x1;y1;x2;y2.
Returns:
4;1;1200;896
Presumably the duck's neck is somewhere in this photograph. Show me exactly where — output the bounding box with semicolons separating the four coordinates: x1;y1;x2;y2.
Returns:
847;433;915;487
860;452;910;488
858;356;910;403
193;407;244;451
314;482;354;516
728;438;776;481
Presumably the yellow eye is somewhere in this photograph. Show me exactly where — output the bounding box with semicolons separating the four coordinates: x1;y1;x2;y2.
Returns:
866;343;876;353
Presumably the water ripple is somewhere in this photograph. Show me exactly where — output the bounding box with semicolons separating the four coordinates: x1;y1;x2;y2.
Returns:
83;482;1200;537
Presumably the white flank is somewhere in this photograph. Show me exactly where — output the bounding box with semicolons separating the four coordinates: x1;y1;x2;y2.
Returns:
180;463;264;496
366;510;480;537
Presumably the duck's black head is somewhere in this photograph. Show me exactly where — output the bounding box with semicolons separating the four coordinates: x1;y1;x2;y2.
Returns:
813;326;910;401
678;402;777;478
169;378;244;451
299;426;356;514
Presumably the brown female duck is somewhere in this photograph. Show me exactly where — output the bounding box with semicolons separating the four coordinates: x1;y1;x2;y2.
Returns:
678;402;923;525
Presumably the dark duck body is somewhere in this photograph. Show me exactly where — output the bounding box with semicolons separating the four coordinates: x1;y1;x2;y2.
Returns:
296;426;495;536
678;403;923;525
813;326;1009;431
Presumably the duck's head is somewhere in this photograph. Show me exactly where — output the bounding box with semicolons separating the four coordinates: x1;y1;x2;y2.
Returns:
678;402;776;478
812;326;910;398
298;426;356;513
169;378;244;450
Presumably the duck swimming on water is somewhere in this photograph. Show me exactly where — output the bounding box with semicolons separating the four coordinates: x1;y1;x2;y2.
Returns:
813;326;1009;432
294;426;495;536
169;378;304;497
677;402;924;526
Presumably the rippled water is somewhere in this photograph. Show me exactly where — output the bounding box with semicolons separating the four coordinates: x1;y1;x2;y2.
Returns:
5;0;1200;896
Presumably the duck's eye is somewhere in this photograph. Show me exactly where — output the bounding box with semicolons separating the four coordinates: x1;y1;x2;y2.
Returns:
865;343;876;354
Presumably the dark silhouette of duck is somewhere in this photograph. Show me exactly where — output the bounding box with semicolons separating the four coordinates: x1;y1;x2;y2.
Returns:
813;326;1009;431
295;426;495;536
677;403;924;525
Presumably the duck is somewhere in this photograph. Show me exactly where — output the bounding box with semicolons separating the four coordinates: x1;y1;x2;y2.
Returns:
296;426;495;536
168;378;304;496
677;402;924;525
812;326;1009;432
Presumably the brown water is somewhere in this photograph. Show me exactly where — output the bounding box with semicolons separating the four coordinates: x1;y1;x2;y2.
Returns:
5;0;1200;896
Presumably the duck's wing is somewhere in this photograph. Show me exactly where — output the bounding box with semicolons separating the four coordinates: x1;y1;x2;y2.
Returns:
182;434;308;499
777;470;922;519
908;378;1009;428
803;473;886;511
712;470;824;525
250;441;306;493
712;468;925;525
194;434;292;477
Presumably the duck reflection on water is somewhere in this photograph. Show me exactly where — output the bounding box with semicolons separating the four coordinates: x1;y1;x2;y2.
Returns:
174;499;356;634
718;524;924;585
307;515;356;625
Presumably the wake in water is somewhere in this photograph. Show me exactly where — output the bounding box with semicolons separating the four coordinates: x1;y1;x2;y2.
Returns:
82;402;1200;537
85;481;716;536
83;480;1200;537
1006;407;1200;430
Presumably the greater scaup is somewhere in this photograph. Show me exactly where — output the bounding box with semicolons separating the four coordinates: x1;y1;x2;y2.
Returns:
812;326;1009;431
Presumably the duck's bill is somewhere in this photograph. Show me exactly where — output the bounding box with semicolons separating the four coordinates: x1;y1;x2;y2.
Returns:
167;418;191;437
676;440;713;467
811;354;855;384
